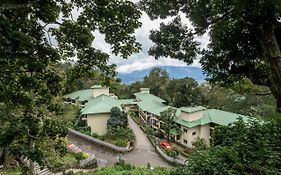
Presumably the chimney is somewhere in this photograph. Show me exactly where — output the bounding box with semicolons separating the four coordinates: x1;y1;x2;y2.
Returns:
91;85;109;98
140;88;150;94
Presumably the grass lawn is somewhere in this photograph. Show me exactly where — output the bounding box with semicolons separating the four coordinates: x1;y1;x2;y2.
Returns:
76;165;171;175
47;152;81;171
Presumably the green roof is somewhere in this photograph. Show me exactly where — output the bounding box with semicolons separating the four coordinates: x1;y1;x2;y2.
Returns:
137;100;168;116
175;109;250;128
81;95;121;115
176;115;210;128
134;92;166;103
180;106;206;113
63;89;92;101
204;109;250;126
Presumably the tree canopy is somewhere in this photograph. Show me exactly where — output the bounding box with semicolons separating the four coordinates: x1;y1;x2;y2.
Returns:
159;107;178;143
0;0;141;166
139;0;281;111
107;107;128;128
143;67;169;98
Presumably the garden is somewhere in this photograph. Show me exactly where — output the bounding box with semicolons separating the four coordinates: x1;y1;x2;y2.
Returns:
74;107;135;147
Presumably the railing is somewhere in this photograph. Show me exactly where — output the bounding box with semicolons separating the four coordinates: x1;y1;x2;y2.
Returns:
68;128;133;153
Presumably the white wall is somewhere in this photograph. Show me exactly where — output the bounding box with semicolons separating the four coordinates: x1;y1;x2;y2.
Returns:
86;113;111;135
181;111;203;121
180;124;210;148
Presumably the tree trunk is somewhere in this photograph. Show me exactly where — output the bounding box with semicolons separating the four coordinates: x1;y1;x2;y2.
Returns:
0;146;7;166
261;23;281;112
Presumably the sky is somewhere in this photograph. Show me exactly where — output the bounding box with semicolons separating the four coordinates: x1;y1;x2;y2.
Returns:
91;9;210;73
47;2;210;73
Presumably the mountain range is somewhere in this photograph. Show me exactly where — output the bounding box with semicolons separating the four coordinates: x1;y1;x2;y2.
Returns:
117;66;206;84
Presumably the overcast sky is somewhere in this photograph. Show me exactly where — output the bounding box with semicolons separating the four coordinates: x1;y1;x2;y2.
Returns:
92;9;209;73
49;2;209;73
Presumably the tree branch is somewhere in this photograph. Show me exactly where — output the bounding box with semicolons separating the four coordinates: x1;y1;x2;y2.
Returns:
252;92;272;96
43;28;53;46
0;3;31;11
190;8;235;36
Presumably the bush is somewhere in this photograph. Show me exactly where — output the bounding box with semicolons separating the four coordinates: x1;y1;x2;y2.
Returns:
107;107;128;127
77;127;91;136
104;126;135;147
73;152;89;162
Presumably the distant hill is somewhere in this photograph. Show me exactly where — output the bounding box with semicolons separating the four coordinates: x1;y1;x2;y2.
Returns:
117;66;206;84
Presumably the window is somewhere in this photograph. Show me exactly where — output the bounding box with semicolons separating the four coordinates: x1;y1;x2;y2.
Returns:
192;132;197;136
183;139;188;144
183;128;188;133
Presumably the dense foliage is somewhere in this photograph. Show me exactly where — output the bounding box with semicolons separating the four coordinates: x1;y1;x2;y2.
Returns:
171;117;281;175
159;107;178;143
106;107;134;147
0;0;141;166
139;0;281;111
107;107;128;128
77;165;170;175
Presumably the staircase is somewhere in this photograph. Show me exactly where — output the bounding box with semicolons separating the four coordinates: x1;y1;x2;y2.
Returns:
33;162;53;175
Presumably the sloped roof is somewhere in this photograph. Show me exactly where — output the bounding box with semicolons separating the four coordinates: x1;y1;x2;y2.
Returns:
134;92;166;103
63;89;92;101
175;109;250;128
81;95;121;115
204;109;250;126
137;99;168;116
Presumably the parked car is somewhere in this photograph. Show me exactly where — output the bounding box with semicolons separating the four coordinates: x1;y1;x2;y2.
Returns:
159;140;173;151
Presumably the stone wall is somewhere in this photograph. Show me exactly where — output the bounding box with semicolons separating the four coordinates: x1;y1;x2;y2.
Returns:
155;146;187;165
68;129;133;153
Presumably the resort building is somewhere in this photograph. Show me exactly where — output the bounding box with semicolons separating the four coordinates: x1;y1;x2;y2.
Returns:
64;85;133;135
64;86;249;147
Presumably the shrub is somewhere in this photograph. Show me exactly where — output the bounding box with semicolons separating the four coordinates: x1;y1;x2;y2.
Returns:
107;107;128;128
73;152;87;162
77;127;91;136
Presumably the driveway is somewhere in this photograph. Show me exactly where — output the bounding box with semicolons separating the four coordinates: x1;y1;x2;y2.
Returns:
67;116;171;167
123;116;170;167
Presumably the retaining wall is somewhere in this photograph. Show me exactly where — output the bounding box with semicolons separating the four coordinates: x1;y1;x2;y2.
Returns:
155;146;187;165
68;128;133;153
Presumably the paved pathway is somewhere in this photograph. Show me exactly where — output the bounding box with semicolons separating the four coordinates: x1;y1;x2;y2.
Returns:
123;116;170;167
67;116;170;167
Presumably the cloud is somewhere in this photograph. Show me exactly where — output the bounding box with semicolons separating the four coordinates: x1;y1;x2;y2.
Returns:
89;6;210;73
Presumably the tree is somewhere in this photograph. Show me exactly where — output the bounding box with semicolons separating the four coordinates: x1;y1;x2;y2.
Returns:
139;0;281;111
143;67;169;98
171;116;281;175
0;0;141;166
159;107;178;143
107;107;128;128
164;77;204;107
201;81;278;118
